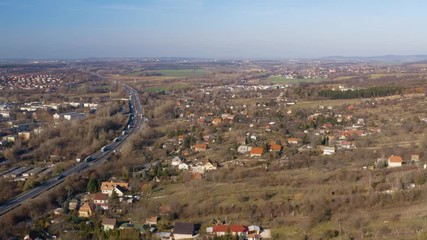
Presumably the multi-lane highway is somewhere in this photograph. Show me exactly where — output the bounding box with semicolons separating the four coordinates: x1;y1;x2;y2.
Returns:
0;82;143;217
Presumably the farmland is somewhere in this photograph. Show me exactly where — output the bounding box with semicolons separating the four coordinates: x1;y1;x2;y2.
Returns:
268;75;328;84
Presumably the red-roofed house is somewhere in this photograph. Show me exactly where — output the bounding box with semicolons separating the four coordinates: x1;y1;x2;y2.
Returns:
212;225;248;237
193;144;208;152
388;155;403;168
212;118;222;126
93;193;109;205
269;144;282;152
250;147;264;157
101;181;129;196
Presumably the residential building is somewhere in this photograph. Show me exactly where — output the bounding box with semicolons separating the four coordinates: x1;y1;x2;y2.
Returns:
411;154;420;163
146;216;158;226
78;203;93;218
250;147;264;157
101;181;129;196
212;225;248;237
388;155;403;168
93;193;109;205
171;156;183;166
193;144;208;152
102;218;117;231
237;145;252;154
269;144;282;152
287;138;299;145
173;222;196;239
68;199;79;211
53;112;85;122
321;146;335;155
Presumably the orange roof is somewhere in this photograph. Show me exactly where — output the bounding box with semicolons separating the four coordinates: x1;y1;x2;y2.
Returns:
288;138;299;142
79;203;92;212
250;147;264;155
212;118;222;123
194;144;207;150
388;155;403;163
270;144;282;151
213;225;248;233
101;181;129;191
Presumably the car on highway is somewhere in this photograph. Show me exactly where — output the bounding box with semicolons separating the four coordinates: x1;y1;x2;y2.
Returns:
84;156;94;162
101;145;112;152
55;174;64;180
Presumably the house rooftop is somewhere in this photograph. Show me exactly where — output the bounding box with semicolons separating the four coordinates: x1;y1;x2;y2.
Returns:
102;218;117;226
94;193;108;201
174;222;195;235
213;224;247;233
250;147;264;155
270;144;282;152
389;155;403;163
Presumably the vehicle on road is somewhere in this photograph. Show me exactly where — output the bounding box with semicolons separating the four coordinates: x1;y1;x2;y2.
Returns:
84;156;94;162
55;174;64;180
101;145;111;152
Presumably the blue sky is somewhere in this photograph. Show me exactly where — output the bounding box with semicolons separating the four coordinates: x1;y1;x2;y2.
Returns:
1;0;426;59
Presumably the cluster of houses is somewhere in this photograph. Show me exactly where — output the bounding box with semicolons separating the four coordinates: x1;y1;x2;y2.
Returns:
376;154;421;168
274;62;402;81
0;99;102;149
67;180;138;218
53;112;86;122
170;156;218;178
156;223;270;240
170;85;381;160
97;218;271;240
0;74;63;90
18;101;98;112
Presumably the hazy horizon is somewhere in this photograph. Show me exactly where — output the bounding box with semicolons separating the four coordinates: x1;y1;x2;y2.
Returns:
1;0;427;59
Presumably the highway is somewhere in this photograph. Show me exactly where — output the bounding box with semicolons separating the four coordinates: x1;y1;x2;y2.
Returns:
0;82;144;217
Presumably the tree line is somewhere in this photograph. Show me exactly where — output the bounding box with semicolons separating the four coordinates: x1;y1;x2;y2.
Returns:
318;86;404;99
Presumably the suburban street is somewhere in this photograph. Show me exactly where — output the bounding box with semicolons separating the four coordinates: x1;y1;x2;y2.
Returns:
0;82;143;217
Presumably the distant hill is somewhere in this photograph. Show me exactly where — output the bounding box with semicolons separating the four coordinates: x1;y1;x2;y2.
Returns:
319;55;427;63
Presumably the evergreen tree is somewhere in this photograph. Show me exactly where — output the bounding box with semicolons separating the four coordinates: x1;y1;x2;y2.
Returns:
87;177;99;193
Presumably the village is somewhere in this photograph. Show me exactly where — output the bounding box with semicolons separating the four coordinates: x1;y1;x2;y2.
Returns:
2;59;427;239
21;76;427;239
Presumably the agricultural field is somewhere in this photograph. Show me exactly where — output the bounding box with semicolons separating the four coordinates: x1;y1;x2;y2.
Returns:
124;69;209;79
157;69;209;78
268;75;328;84
369;73;427;79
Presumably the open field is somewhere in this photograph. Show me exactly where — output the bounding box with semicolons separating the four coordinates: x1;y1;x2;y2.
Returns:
157;69;208;77
369;73;427;79
124;69;209;79
268;76;328;84
144;83;193;93
333;75;359;81
128;164;427;239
